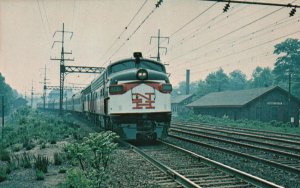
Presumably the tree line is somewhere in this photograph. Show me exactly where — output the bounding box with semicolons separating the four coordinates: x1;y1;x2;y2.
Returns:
0;73;18;115
173;38;300;99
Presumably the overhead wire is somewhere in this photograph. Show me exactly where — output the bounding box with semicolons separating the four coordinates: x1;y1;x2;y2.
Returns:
41;0;52;34
97;0;148;66
169;4;263;51
146;2;219;55
103;1;163;66
178;30;300;72
168;4;245;51
72;0;76;30
36;0;50;41
167;6;285;63
174;15;300;68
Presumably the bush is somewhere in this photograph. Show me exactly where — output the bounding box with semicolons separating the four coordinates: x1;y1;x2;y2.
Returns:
36;170;45;181
23;139;35;151
12;144;22;152
34;155;49;173
54;152;64;165
59;168;67;174
66;168;90;188
67;131;119;187
0;167;7;182
20;152;32;168
0;149;11;162
40;143;46;149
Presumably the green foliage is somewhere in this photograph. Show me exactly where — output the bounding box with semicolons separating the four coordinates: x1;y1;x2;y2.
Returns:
0;166;7;182
67;131;119;188
66;168;90;188
273;38;300;99
205;68;229;92
34;155;49;173
54;152;64;165
35;170;45;181
20;152;32;168
0;73;18;115
59;168;67;174
250;66;274;88
1;108;80;149
228;70;247;90
0;149;11;162
23;139;35;150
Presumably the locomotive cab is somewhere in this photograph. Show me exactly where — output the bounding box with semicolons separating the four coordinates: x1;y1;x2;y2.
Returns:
105;52;172;141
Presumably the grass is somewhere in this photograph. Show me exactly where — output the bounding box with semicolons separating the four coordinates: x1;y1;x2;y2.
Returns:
35;170;45;181
34;155;49;173
0;107;92;184
174;113;300;134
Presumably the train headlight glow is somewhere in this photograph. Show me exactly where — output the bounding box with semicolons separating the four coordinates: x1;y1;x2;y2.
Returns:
136;69;148;80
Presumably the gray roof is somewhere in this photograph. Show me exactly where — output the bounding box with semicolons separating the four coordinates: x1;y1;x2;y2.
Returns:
187;86;279;107
172;94;194;104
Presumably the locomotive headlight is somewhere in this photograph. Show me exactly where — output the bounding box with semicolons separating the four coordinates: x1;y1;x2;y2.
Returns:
136;69;148;80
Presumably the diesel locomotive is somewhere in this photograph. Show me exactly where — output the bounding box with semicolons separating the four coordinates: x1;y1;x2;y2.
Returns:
43;52;172;140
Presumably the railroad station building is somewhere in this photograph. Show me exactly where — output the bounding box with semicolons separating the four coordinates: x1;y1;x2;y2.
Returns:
187;86;300;126
171;94;194;116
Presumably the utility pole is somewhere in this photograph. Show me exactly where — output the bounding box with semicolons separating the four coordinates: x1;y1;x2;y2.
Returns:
40;65;49;110
150;29;169;62
1;95;4;146
51;23;74;115
186;69;190;95
31;81;34;108
1;96;4;128
288;72;292;125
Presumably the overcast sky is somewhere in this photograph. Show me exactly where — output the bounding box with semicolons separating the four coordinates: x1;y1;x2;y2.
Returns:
0;0;299;96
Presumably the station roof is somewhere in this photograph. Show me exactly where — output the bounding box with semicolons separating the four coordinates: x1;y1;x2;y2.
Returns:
187;86;298;108
172;94;194;104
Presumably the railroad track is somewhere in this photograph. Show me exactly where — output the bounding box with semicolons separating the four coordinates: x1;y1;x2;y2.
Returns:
173;121;300;143
122;140;282;188
189;122;300;142
169;124;300;175
172;122;300;154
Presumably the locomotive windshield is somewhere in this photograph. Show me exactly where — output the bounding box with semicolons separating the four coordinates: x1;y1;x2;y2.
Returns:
109;60;165;74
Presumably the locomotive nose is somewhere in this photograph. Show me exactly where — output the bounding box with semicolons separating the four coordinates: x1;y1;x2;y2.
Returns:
136;69;148;80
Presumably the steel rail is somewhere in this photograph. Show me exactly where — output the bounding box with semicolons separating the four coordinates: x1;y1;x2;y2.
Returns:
120;140;200;188
173;121;300;140
161;141;283;188
169;133;300;174
172;122;300;145
170;127;300;159
172;124;300;153
170;128;300;160
194;122;300;141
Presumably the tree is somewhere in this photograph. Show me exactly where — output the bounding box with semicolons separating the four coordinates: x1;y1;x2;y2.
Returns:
273;38;300;98
175;81;198;95
195;80;211;97
205;68;229;92
250;66;274;88
227;70;247;90
0;73;17;115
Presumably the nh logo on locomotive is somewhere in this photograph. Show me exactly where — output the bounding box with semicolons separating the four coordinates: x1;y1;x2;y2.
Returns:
132;93;155;109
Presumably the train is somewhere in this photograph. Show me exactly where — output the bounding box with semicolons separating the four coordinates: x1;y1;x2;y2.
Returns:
41;52;172;141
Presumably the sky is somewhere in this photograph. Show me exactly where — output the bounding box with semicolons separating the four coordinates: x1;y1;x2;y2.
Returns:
0;0;300;97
